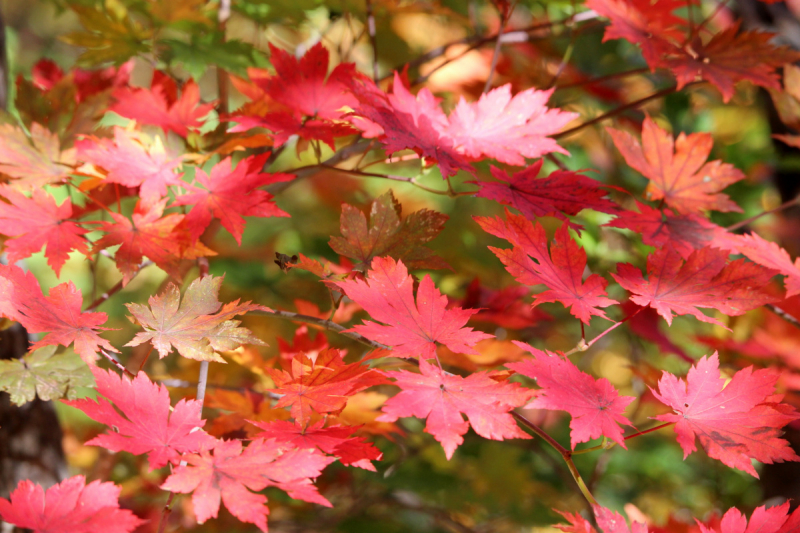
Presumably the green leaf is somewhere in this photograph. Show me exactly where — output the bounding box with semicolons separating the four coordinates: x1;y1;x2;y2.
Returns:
0;346;94;406
161;35;267;80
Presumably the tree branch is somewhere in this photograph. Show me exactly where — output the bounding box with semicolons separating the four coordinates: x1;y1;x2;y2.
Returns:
250;308;390;350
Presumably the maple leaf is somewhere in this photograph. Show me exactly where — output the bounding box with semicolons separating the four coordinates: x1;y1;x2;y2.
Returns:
0;345;93;406
0;123;76;190
160;438;334;532
442;85;577;165
0;475;144;533
653;24;800;103
329;190;450;271
612;246;778;327
126;275;267;363
265;348;387;425
94;199;213;284
509;342;634;449
475;210;616;324
346;72;473;178
606;202;730;258
475;161;619;222
206;389;290;438
173;154;292;244
714;232;800;298
76;127;183;203
231;43;358;149
556;505;649;533
110;71;215;137
253;419;383;470
698;503;799;533
651;353;800;477
0;185;89;276
0;264;116;363
334;256;493;358
608;116;745;214
451;279;548;330
586;0;686;67
378;359;532;459
64;366;217;470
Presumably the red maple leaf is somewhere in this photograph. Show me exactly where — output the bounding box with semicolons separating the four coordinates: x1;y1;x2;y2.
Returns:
252;419;382;470
334;257;493;358
230;43;358;149
608;116;745;214
160;438;334;532
442;85;577;165
265;348;387;425
64;366;217;470
0;185;89;276
713;232;800;298
110;71;215;137
474;161;619;221
652;24;800;102
94;199;210;284
612;246;778;327
651;353;800;477
173;154;292;244
606;202;730;258
450;278;549;330
0;264;116;363
0;476;144;533
556;505;648;533
475;210;616;324
346;72;473;178
509;342;634;449
377;359;533;459
76;128;183;204
699;502;800;533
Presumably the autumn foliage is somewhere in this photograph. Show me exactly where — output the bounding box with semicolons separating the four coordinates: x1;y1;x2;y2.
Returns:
3;0;800;532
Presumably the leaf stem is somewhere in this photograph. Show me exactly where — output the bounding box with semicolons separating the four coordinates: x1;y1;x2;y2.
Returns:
571;422;674;455
318;164;477;197
512;411;598;506
156;492;176;533
483;3;512;93
100;349;136;379
249;308;390;350
553;85;679;140
726;196;800;232
84;261;153;312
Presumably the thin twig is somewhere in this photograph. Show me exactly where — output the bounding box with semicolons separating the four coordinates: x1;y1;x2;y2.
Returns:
100;349;135;379
483;5;512;93
365;0;379;82
250;308;390;350
571;422;674;455
84;261;153;311
553;85;679;140
554;66;649;90
156;492;176;533
726;197;800;232
768;304;800;329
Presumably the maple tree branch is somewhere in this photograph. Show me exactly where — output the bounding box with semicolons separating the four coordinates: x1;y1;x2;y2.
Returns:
726;196;800;231
365;0;379;83
100;350;136;379
317;164;478;197
483;3;512;93
512;411;598;506
768;304;800;330
553;85;680;140
84;261;154;312
554;66;650;90
249;308;390;350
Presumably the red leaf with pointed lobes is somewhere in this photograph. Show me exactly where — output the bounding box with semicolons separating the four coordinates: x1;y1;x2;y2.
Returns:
612;246;779;327
76;128;183;204
697;502;799;533
606;202;731;258
556;506;649;533
265;348;387;425
230;43;358;149
449;278;548;330
346;72;473;178
0;476;144;533
126;275;267;363
475;210;616;325
334;257;493;359
651;353;800;477
652;24;800;103
64;366;216;469
377;359;533;459
443;86;577;166
94;199;214;285
160;438;334;532
509;342;634;449
329;190;450;271
252;419;382;470
0;264;116;363
608;116;745;214
713;231;800;298
475;161;619;222
0;185;89;276
173;154;292;244
110;71;215;137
